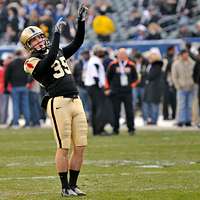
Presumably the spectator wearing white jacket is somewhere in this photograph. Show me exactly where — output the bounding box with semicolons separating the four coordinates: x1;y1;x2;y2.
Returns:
84;45;107;135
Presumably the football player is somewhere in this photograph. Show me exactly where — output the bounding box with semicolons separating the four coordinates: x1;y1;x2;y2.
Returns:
20;4;88;197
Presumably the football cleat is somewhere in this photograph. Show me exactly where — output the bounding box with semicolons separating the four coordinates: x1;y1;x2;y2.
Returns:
61;188;77;197
71;186;86;196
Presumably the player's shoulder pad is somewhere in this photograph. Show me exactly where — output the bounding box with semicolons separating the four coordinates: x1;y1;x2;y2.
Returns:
24;57;40;74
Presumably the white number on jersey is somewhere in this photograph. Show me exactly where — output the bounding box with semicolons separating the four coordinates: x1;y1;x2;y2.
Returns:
51;56;72;79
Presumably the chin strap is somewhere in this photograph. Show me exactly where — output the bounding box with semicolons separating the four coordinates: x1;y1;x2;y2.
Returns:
31;48;48;58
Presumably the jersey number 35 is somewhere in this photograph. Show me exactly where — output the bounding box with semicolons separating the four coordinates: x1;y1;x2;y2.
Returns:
52;56;71;79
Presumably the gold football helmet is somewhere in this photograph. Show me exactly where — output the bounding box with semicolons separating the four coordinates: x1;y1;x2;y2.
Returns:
20;26;48;52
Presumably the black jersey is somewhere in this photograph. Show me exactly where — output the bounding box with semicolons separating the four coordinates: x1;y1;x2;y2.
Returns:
24;49;78;97
24;20;85;98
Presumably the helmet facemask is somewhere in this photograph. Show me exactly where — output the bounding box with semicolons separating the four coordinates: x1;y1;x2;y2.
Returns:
27;34;49;53
20;26;50;54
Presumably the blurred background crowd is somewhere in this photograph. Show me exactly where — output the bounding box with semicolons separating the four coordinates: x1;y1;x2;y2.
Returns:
0;0;199;44
0;0;200;134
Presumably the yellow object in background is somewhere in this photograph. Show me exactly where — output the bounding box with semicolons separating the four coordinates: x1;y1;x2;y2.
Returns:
92;15;115;36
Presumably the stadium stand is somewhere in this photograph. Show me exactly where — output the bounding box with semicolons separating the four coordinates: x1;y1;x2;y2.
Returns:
0;0;199;45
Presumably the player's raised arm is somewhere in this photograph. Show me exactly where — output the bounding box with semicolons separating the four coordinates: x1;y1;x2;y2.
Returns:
35;17;66;69
33;18;66;75
62;4;88;59
20;17;66;76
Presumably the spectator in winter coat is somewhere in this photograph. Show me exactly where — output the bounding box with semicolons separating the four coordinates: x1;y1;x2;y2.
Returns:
4;50;31;128
143;48;163;125
106;48;138;135
162;45;177;120
172;49;195;126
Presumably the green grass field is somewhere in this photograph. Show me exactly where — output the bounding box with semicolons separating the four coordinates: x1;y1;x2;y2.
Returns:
0;128;200;200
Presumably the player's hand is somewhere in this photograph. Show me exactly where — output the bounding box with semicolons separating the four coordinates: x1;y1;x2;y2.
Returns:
55;17;66;33
77;4;88;21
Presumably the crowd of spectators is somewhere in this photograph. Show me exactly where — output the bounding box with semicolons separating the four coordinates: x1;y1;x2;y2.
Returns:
126;0;200;40
0;0;200;132
84;43;200;133
0;0;81;44
0;49;45;128
1;42;200;133
0;0;199;44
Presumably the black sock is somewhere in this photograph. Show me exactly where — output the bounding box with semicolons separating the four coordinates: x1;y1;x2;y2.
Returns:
59;172;69;189
69;169;80;187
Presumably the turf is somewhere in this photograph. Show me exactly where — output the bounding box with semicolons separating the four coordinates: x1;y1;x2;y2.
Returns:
0;128;200;200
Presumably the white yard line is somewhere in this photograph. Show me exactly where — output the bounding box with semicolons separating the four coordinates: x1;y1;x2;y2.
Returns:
1;169;200;182
0;176;57;181
5;159;200;168
133;185;200;192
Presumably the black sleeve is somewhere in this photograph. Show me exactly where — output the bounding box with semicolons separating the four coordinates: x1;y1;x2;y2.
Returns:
62;20;85;59
32;32;60;76
147;66;161;81
94;64;99;86
94;77;99;87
